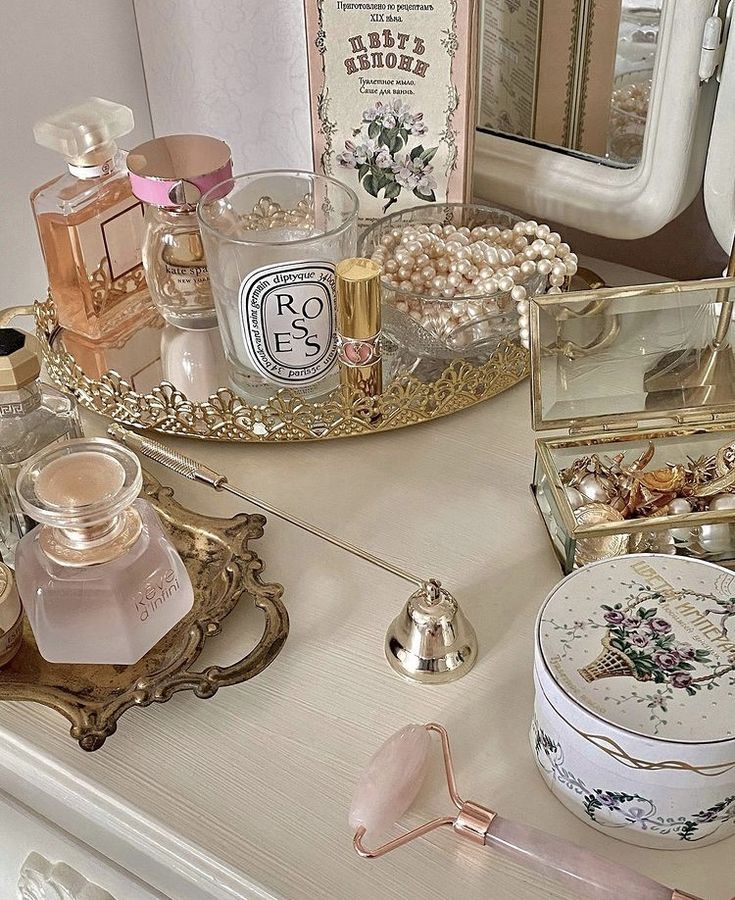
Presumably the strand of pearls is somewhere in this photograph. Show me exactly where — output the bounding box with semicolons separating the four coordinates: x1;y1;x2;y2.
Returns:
369;219;577;349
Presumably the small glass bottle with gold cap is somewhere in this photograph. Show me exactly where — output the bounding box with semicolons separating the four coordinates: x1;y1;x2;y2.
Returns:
127;134;233;330
335;257;383;396
0;328;81;566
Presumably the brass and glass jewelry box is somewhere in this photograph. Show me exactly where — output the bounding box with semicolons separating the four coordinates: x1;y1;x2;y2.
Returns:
530;276;735;572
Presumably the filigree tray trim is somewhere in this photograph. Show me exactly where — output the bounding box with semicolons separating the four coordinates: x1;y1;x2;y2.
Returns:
35;296;529;443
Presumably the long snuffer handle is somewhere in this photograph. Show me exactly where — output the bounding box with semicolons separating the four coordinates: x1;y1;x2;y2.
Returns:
108;424;427;589
353;723;702;900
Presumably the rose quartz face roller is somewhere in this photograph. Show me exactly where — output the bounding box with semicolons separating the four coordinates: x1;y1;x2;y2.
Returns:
350;723;702;900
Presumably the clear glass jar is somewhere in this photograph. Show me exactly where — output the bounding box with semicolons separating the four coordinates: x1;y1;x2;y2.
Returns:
14;438;194;664
0;329;81;567
141;206;214;329
198;170;358;399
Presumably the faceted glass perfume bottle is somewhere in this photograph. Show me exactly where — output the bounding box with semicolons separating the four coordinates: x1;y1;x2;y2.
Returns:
14;439;194;665
127;134;233;330
31;97;153;341
0;329;81;567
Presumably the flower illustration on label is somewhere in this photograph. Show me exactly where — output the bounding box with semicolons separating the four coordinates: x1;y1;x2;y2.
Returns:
239;261;337;387
337;100;438;212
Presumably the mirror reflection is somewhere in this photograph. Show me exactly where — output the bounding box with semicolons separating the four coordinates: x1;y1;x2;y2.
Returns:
53;272;598;405
478;0;661;166
55;318;479;400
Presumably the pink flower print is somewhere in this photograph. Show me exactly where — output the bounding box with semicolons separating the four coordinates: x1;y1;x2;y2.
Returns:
670;672;693;689
648;618;672;634
654;651;679;670
410;113;428;135
374;147;393;169
629;633;651;649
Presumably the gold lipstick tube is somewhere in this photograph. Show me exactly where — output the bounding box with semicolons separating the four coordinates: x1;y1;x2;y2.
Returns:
335;257;382;396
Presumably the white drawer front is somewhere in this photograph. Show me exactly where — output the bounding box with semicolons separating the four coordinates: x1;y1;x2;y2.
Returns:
0;790;161;900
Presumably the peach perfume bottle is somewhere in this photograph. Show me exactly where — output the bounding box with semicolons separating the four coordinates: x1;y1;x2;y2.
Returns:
14;438;194;664
31;98;152;341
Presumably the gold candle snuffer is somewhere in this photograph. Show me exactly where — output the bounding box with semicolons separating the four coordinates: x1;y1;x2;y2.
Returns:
109;425;477;684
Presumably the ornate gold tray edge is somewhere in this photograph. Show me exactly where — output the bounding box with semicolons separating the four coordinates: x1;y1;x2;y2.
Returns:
0;473;289;751
32;297;530;443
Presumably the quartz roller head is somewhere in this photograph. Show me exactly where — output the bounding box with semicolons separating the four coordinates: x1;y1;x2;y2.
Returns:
350;723;702;900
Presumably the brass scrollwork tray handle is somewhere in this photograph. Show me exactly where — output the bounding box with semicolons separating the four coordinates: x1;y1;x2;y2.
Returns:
0;474;289;751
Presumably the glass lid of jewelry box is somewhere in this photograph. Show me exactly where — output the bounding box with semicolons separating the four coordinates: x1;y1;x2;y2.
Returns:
531;275;735;520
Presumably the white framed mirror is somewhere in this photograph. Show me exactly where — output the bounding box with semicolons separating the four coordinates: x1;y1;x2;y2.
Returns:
474;0;727;244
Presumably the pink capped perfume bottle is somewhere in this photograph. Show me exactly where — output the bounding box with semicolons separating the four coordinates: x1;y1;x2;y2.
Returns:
127;134;232;330
14;438;193;664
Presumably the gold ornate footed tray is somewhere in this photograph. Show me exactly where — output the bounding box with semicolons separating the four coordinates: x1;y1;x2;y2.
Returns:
0;473;289;751
28;297;530;442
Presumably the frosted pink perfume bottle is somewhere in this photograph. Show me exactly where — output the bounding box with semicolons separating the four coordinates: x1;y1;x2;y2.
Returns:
14;438;193;664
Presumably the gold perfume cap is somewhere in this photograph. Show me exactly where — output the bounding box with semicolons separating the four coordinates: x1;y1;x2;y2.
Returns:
335;257;381;339
127;135;233;208
0;329;41;390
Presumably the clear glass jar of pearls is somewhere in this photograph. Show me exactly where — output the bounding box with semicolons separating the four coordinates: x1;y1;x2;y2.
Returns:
359;203;576;361
198;171;358;399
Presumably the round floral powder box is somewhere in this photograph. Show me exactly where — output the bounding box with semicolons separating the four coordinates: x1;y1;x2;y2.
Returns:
532;553;735;850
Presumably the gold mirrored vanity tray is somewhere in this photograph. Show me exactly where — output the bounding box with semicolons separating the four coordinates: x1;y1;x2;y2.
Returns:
21;295;530;442
0;472;289;752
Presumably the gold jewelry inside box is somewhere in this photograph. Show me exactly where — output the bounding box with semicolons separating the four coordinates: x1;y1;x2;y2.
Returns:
26;295;530;442
529;274;735;572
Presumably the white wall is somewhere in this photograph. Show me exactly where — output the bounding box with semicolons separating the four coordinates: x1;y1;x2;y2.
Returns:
0;0;152;310
133;0;312;173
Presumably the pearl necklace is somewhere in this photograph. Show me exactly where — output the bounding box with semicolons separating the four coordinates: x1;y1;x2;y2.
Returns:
368;219;577;349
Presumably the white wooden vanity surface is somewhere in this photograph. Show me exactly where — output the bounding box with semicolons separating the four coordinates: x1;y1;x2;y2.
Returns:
0;263;731;900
